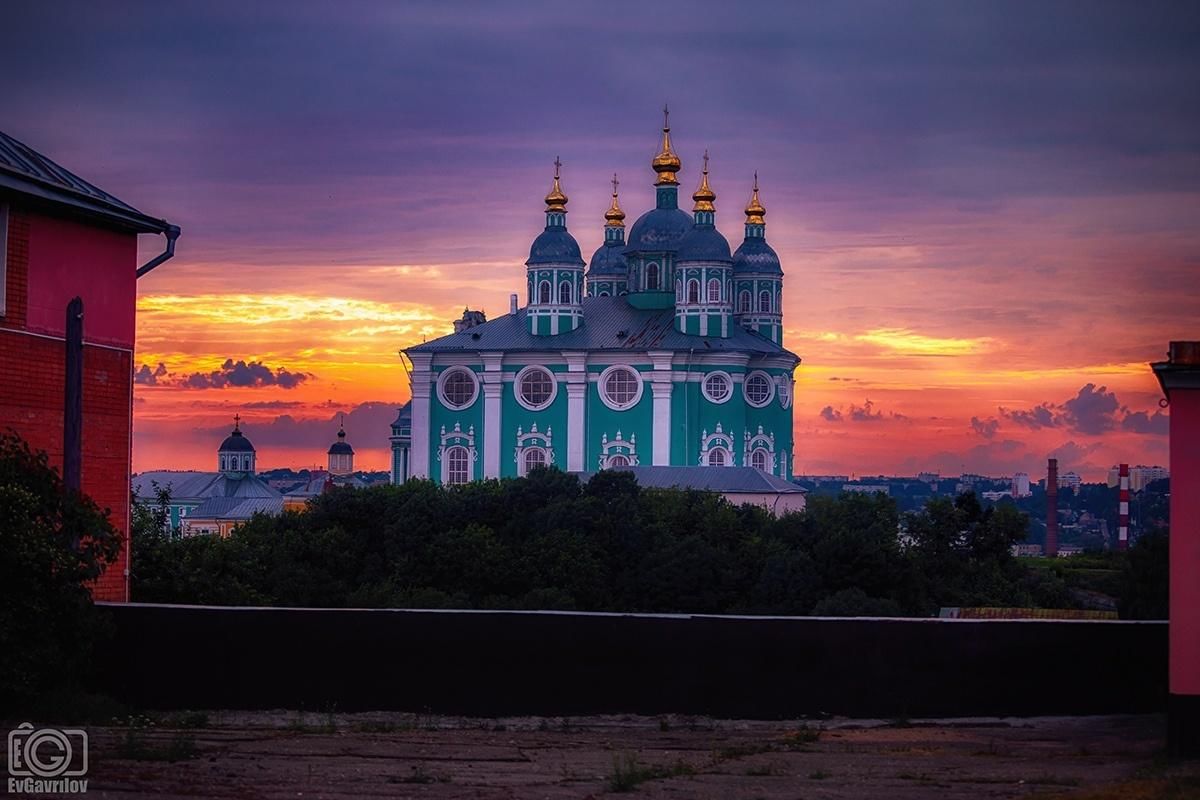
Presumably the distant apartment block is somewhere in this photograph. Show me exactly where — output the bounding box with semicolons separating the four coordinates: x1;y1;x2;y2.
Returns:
1011;472;1032;497
1107;464;1169;492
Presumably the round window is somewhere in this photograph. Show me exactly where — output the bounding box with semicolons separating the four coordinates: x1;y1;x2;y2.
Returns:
599;365;643;411
438;367;479;409
516;366;557;411
743;371;774;407
702;372;733;404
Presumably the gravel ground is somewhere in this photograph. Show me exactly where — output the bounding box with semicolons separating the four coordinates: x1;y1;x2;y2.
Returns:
17;712;1200;799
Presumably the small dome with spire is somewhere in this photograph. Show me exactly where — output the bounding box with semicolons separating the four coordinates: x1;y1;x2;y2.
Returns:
604;173;626;227
651;105;682;186
527;157;584;266
219;415;255;453
744;171;766;225
692;150;716;212
327;425;354;456
543;155;568;213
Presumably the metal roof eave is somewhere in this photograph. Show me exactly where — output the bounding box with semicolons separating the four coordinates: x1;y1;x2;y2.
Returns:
0;168;172;234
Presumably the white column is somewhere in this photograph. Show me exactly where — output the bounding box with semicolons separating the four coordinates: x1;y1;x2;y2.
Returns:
648;351;674;466
408;353;433;478
563;351;587;471
481;352;504;479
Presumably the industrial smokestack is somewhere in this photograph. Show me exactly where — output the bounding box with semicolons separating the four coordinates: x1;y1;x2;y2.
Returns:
1046;458;1059;557
1118;463;1130;551
510;293;518;315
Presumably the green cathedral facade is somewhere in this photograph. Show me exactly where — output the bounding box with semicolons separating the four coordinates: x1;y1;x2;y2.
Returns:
391;112;800;485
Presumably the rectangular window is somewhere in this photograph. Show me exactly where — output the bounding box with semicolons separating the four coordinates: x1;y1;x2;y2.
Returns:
0;202;8;317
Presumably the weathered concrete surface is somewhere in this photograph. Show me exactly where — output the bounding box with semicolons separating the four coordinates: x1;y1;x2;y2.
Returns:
73;713;1199;799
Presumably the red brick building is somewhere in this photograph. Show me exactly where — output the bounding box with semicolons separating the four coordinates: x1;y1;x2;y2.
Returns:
0;130;178;602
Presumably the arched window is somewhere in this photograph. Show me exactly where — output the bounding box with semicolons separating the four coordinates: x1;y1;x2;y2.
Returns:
539;281;552;304
243;456;251;471
446;446;470;485
675;279;683;302
220;456;227;471
739;290;751;313
751;449;769;472
608;455;629;467
646;263;660;290
524;448;547;473
598;290;610;297
708;448;727;467
687;279;700;304
759;290;771;312
558;280;572;304
707;278;721;303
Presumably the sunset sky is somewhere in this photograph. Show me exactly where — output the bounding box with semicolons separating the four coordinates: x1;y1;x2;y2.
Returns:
3;2;1197;479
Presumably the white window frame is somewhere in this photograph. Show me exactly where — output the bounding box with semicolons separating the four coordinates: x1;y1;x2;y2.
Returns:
437;366;480;410
750;449;769;471
558;280;572;305
597;364;644;412
701;371;733;404
523;447;548;473
514;365;557;411
538;280;552;304
707;447;729;466
778;378;792;409
646;262;660;290
444;445;471;485
687;279;700;304
743;370;775;408
738;290;751;314
759;289;772;312
707;277;721;303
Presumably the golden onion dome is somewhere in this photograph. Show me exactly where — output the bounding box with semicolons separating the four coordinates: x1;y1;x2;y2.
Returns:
692;150;716;212
745;171;766;224
604;173;626;227
544;156;568;213
652;105;682;185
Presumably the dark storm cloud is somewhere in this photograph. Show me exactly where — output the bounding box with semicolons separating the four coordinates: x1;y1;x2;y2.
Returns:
821;399;905;423
180;359;311;390
1000;384;1167;436
970;416;1000;439
134;362;168;386
820;405;843;422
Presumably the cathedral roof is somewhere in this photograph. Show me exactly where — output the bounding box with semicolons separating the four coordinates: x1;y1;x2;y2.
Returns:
392;401;412;428
407;296;798;361
732;236;782;275
625;206;692;253
676;225;732;263
132;471;281;502
526;228;585;266
587;241;628;276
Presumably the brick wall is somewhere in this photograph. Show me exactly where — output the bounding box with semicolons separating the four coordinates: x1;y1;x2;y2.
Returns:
2;203;134;602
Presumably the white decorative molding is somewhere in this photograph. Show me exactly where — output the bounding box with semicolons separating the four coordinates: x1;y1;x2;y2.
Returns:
599;430;639;468
563;352;587;471
514;364;558;411
436;365;480;410
437;422;478;483
407;353;433;478
744;425;777;474
648;351;673;466
699;423;735;467
514;422;554;476
742;369;776;408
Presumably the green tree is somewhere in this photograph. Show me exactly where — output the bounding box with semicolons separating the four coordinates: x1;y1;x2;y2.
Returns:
0;433;121;711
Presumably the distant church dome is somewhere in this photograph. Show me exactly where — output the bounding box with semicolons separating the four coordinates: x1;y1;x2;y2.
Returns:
219;422;255;452
327;427;354;456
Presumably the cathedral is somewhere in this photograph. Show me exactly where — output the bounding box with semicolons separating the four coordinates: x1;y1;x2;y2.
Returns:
391;111;800;485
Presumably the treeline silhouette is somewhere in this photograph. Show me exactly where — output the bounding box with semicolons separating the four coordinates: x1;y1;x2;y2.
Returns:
132;468;1165;618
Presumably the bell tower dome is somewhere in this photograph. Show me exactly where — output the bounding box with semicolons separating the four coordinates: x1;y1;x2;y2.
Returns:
217;414;256;478
525;157;585;335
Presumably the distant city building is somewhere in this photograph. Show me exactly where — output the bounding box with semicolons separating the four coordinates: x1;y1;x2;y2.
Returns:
843;483;890;495
1107;464;1168;492
1011;543;1044;558
133;416;281;535
981;490;1013;501
1011;472;1032;497
1058;471;1082;493
917;471;940;484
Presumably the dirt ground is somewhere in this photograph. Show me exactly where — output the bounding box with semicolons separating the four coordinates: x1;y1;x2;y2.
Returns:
31;712;1200;799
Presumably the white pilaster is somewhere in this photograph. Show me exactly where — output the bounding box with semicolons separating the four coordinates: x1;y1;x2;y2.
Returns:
408;353;433;478
563;351;587;471
481;352;504;479
648;350;674;466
